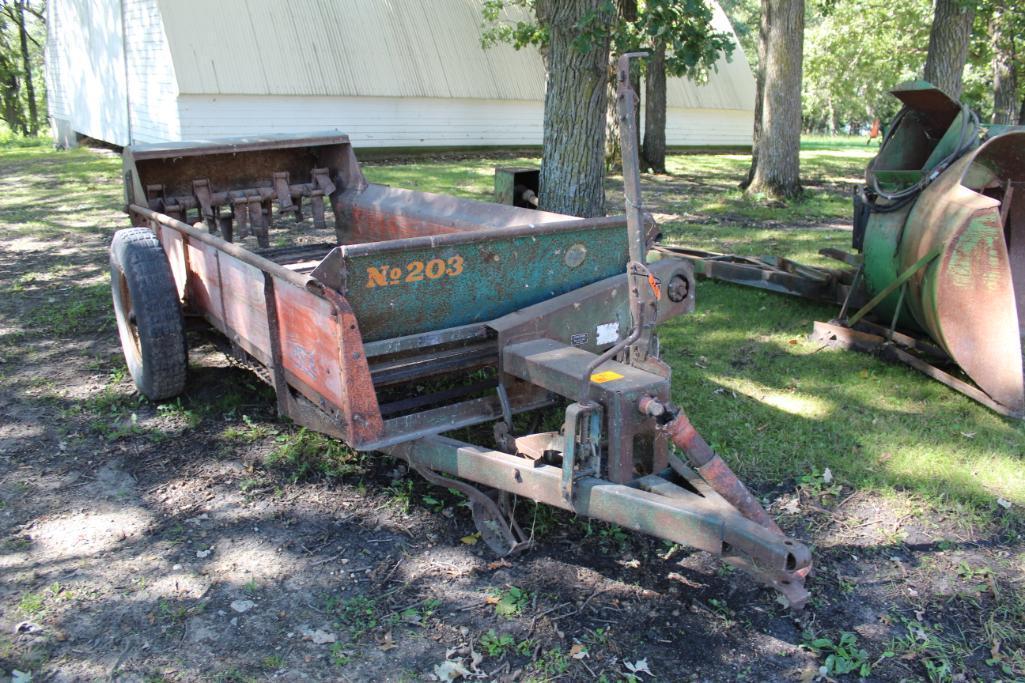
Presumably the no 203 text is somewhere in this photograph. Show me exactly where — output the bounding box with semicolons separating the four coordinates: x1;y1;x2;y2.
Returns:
365;255;465;288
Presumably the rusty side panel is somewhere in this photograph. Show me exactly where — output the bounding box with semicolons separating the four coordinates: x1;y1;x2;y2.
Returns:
144;208;383;444
335;184;575;243
280;284;383;445
219;256;273;354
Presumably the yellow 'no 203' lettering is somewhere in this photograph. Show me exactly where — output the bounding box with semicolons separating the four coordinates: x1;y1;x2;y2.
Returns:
366;255;465;288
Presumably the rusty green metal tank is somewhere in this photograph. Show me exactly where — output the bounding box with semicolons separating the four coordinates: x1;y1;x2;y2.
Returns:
859;81;1025;414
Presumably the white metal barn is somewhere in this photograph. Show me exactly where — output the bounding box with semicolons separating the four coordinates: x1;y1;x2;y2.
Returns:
44;0;756;149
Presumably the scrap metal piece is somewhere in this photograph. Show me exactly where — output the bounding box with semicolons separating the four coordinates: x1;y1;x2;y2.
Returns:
248;197;269;247
309;167;336;230
811;321;1022;418
560;402;602;504
192;178;217;233
273;171;298;217
657;245;860;306
409;459;530;557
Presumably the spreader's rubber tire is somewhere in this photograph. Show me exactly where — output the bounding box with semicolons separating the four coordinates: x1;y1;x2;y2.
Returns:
110;228;188;400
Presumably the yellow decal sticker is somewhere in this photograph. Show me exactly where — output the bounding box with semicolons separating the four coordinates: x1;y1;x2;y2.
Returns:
590;370;624;384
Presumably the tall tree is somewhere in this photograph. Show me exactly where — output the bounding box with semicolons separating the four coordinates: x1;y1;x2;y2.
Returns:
482;0;729;214
740;0;767;188
981;1;1022;124
923;0;975;98
991;21;1017;123
745;0;804;200
14;0;36;134
642;43;667;171
533;0;615;216
0;0;44;136
638;0;734;173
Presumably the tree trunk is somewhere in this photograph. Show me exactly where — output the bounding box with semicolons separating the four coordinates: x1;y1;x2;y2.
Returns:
0;51;25;135
1020;94;1025;125
991;13;1018;124
747;0;804;200
741;0;769;189
923;0;975;99
642;43;667;174
16;0;38;135
535;0;614;217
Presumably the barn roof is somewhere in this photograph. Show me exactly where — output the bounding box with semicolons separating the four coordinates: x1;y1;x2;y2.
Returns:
157;0;754;111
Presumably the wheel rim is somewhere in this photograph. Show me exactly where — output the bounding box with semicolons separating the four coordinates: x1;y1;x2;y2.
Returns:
116;269;142;359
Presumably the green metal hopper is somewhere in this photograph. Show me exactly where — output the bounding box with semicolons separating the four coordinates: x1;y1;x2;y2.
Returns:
859;82;1024;414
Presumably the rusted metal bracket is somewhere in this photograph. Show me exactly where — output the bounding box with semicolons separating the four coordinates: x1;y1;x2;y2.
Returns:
846;243;944;326
273;171;298;217
232;195;251;240
310;167;336;230
561;402;602;504
409;459;530;557
192;178;217;233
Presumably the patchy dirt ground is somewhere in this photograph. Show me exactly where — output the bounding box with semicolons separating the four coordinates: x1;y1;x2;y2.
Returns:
1;145;1023;682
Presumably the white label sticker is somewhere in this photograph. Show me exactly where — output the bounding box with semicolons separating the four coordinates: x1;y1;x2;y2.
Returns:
596;322;619;345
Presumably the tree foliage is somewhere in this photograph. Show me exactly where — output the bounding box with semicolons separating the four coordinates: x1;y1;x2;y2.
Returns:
968;0;1024;122
720;0;1025;133
482;0;733;80
801;0;932;133
0;0;45;136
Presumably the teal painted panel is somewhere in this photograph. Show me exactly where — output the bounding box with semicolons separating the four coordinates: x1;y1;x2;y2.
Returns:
343;225;630;341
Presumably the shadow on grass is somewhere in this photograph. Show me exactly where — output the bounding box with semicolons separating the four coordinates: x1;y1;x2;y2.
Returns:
660;279;1025;509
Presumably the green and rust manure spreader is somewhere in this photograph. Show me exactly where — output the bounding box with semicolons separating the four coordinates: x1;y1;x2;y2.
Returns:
108;56;812;607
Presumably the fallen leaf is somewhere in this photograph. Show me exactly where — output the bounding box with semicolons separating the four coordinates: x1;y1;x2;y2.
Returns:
300;627;337;644
569;643;589;660
460;533;480;545
878;452;893;463
434;660;471;681
484;595;500;605
378;630;396;651
960;431;976;439
230;600;255;613
469;644;484;672
788;339;798;345
779;497;801;514
798;665;818;683
625;658;653;676
486;559;512;571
